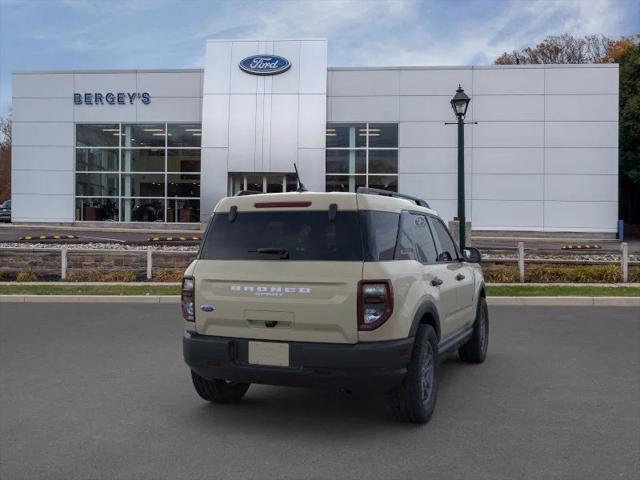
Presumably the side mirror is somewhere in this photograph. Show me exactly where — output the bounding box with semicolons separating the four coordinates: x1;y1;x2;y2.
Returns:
462;247;482;263
437;251;453;262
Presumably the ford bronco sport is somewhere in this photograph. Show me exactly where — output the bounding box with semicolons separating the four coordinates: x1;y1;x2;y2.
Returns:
182;187;488;424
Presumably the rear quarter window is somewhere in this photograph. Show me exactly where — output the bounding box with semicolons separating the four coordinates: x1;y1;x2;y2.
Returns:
396;212;438;263
360;211;400;261
200;210;364;261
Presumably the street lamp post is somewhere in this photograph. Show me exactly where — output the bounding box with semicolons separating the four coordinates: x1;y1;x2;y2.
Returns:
450;85;471;251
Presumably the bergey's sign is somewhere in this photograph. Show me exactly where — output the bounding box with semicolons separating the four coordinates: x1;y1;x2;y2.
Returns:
74;92;151;105
239;55;291;75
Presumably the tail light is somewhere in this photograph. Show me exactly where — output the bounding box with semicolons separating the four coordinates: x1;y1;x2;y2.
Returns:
357;280;393;331
181;276;195;322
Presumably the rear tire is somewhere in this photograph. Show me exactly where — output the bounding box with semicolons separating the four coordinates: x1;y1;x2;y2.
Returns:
190;370;250;404
388;325;439;424
459;296;489;363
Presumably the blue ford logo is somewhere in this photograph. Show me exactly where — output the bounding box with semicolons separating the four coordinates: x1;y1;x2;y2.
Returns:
239;55;291;75
200;304;215;312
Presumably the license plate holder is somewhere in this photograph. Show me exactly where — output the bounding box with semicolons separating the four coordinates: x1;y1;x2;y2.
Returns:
248;341;290;367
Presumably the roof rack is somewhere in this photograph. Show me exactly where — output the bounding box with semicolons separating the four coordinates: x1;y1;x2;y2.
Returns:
356;187;430;208
234;190;263;197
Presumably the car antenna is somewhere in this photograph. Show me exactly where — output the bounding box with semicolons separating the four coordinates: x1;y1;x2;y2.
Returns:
293;163;308;192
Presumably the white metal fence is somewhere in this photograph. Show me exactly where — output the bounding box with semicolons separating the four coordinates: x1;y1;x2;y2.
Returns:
0;243;636;282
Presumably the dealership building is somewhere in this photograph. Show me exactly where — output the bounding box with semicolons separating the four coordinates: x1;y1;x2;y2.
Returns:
11;39;619;232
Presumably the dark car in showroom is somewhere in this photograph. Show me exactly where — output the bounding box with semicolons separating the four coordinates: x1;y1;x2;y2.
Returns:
0;199;11;222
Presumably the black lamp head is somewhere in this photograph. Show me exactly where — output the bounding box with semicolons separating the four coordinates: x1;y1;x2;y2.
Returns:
450;84;470;118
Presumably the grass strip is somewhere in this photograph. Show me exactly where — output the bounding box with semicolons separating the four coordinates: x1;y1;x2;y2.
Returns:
0;284;180;296
1;284;640;297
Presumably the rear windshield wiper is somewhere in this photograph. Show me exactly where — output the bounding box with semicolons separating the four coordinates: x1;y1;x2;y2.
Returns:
248;247;290;259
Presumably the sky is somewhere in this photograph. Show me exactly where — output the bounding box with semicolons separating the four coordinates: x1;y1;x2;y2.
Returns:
0;0;638;116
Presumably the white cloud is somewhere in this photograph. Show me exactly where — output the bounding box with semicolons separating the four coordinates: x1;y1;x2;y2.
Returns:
191;0;630;66
9;0;632;67
1;0;634;115
552;0;625;36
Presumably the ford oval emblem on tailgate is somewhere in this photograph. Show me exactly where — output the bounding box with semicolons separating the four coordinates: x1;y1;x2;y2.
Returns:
200;304;215;312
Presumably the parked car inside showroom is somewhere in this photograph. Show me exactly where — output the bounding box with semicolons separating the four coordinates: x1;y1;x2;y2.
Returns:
0;199;10;223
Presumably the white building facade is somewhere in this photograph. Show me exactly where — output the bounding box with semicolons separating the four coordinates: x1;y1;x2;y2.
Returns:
11;39;619;232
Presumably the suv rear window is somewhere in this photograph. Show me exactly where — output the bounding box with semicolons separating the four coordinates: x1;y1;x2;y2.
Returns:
200;211;363;261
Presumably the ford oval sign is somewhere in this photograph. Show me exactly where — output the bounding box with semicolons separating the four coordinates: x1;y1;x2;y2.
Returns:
239;55;291;75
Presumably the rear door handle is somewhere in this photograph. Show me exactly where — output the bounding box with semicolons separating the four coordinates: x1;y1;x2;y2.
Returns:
431;277;443;287
455;273;465;281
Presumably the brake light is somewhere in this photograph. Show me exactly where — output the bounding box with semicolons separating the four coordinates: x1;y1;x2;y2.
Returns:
254;201;312;208
357;280;393;331
181;276;195;322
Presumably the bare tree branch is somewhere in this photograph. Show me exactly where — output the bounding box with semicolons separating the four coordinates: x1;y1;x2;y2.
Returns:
494;34;611;64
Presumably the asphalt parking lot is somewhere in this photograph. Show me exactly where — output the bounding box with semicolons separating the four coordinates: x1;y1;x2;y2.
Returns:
1;304;638;480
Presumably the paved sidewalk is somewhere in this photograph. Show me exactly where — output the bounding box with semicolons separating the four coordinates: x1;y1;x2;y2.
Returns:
1;294;640;306
2;281;638;287
488;296;640;306
487;282;640;287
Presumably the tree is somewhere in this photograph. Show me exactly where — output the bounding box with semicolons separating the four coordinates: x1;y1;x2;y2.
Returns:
0;116;10;202
495;33;640;226
601;35;640;225
495;34;610;65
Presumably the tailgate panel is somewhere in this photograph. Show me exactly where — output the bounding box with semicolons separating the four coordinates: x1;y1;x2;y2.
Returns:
194;260;362;344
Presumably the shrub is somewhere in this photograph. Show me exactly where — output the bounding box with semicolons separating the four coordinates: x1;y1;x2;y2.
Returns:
64;271;85;282
572;264;620;283
525;264;621;283
16;268;38;282
482;263;519;283
64;269;138;282
104;270;138;282
483;262;630;283
153;268;183;282
85;269;106;282
629;266;640;283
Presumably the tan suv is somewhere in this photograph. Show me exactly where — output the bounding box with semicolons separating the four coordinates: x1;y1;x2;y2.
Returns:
182;188;488;424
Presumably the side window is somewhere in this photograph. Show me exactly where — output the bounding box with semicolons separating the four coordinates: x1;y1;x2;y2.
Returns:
395;212;438;263
429;217;458;262
360;211;400;261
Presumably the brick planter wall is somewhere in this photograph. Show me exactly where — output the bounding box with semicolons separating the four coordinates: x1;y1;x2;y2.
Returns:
153;252;196;269
0;250;61;278
66;252;147;278
0;248;197;281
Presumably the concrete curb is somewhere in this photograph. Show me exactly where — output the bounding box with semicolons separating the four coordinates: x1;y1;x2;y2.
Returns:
487;296;640;306
1;295;639;306
486;282;640;287
0;224;204;234
1;281;638;287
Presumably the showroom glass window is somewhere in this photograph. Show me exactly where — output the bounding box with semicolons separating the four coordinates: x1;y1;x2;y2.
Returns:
325;123;398;192
75;124;201;222
228;173;299;195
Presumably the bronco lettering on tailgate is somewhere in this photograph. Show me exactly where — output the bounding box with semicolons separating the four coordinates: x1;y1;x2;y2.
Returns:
230;285;312;296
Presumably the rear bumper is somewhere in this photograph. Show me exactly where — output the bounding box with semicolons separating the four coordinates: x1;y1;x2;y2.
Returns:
183;331;414;392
